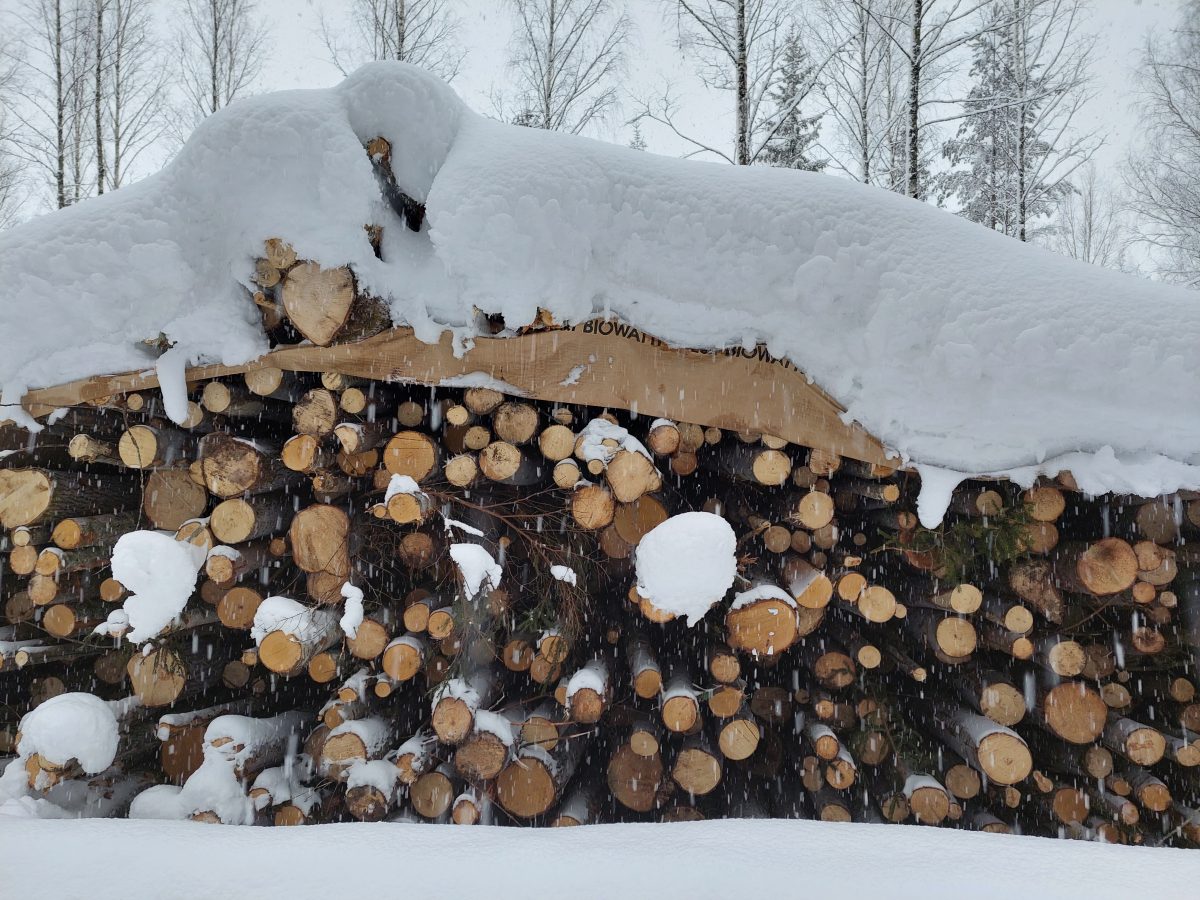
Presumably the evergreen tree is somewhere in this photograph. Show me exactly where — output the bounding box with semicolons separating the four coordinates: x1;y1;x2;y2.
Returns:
937;0;1090;240
628;120;647;151
938;20;1015;231
760;25;826;172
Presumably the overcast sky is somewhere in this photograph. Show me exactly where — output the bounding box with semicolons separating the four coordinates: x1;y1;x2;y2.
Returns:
256;0;1187;182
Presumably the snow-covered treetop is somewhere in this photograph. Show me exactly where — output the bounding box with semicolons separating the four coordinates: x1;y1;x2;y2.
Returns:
1;62;1197;499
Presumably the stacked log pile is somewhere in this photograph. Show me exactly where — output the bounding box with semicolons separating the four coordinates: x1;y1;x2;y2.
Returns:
2;233;1199;847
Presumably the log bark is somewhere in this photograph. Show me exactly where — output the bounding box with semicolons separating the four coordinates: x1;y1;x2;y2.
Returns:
0;469;138;528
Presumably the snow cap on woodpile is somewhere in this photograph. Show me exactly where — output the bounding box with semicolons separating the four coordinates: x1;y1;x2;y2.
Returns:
449;543;502;598
251;597;337;645
98;531;207;643
1;62;1199;506
17;693;121;775
635;512;737;625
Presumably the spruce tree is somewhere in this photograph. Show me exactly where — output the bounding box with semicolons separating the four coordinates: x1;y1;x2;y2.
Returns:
938;2;1078;240
760;25;826;172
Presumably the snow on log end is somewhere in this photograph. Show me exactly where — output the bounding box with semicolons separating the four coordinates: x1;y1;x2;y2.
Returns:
107;530;207;642
17;693;120;774
449;543;502;597
635;512;737;626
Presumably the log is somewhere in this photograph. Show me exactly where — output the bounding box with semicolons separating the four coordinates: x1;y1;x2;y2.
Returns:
319;717;396;780
479;441;543;486
116;424;193;470
333;421;391;455
671;732;723;796
0;469;138;528
496;736;585;818
716;704;761;761
1102;717;1166;767
933;711;1033;786
608;742;665;812
451;787;494;826
280;262;388;347
627;634;663;699
1054;539;1140;597
127;644;222;708
1040;681;1109;745
571;484;615;530
725;585;799;657
1007;559;1065;624
781;556;834;611
660;673;700;734
604;449;662;503
431;669;500;745
289;503;351;579
67;434;123;466
244;365;299;400
958;667;1026;727
280;434;334;473
292;389;339;438
51;512;139;550
142;468;208;531
454;710;515;781
904;609;977;662
198;434;293;499
566;659;611;724
255;600;341;676
210;494;291;544
200;381;280;419
382;430;441;482
492;401;540;445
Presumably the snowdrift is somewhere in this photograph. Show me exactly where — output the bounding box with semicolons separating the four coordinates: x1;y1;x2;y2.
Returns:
2;817;1199;900
0;62;1197;504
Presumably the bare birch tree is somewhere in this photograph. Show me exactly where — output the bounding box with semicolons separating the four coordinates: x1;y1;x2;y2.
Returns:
177;0;267;123
102;0;166;188
322;0;464;80
851;0;1014;198
9;0;91;208
641;0;802;165
1125;1;1200;286
0;42;23;226
938;0;1097;241
1046;162;1129;269
91;0;105;194
499;0;631;134
1001;0;1097;241
809;0;908;186
66;10;90;203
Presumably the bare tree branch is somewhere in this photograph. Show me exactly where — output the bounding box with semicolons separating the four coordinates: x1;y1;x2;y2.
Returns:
498;0;630;135
1125;6;1200;285
176;0;267;128
321;0;465;81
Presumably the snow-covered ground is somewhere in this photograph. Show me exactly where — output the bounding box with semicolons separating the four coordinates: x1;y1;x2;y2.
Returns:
1;63;1198;512
1;817;1197;900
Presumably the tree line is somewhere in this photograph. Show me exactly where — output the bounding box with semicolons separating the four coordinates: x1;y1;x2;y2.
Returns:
0;0;1196;285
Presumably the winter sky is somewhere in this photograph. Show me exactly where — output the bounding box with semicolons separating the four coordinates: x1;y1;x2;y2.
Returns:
256;0;1187;182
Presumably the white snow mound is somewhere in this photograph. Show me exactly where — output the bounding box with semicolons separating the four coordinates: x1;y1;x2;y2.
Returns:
17;693;120;774
1;62;1198;501
107;531;207;643
635;512;737;626
449;543;502;597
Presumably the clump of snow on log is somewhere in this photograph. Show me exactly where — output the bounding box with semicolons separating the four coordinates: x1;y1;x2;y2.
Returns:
2;377;1200;848
0;62;1198;500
